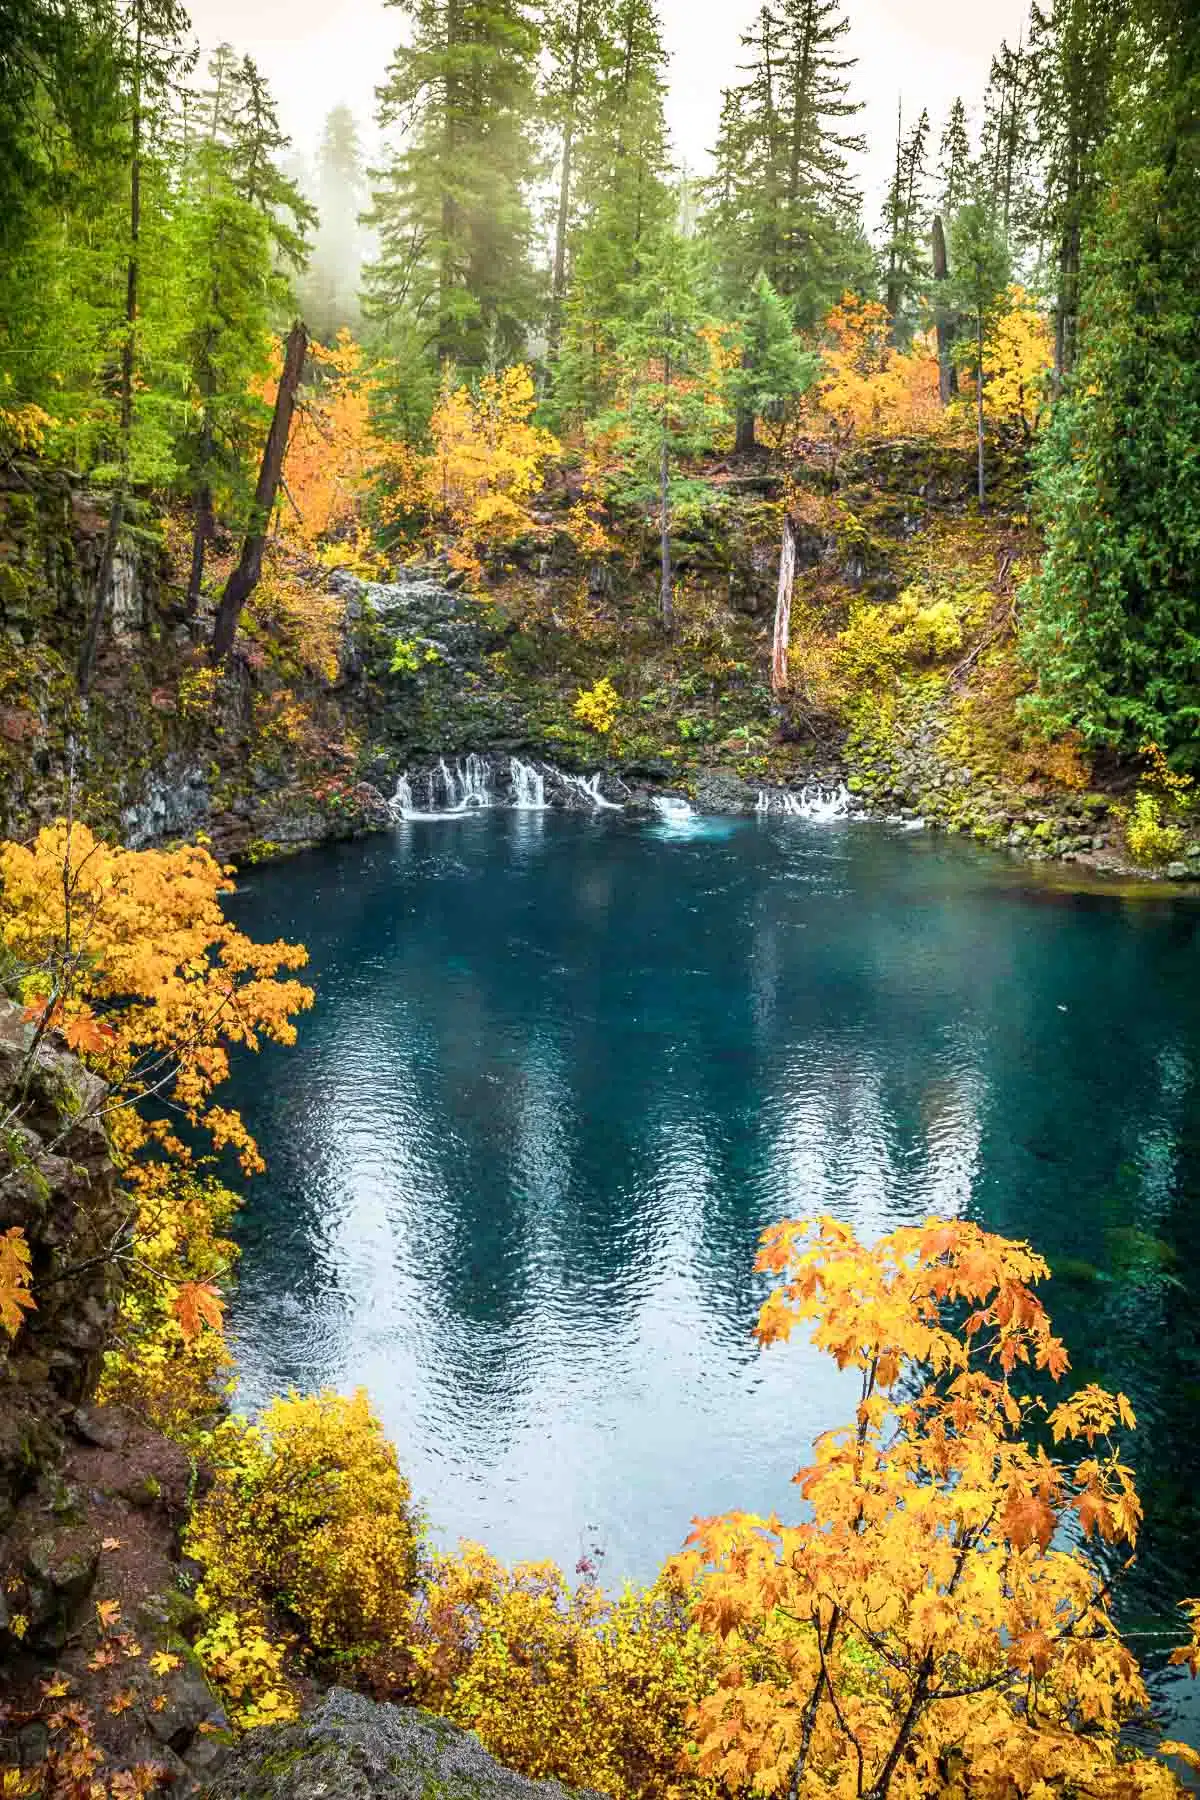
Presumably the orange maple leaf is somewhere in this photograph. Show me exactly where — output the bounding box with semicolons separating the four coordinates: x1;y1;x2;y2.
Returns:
174;1281;225;1342
63;1011;117;1055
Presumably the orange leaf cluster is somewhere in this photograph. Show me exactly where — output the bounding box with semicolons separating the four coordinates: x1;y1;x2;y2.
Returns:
0;1224;35;1338
671;1216;1174;1800
805;295;945;444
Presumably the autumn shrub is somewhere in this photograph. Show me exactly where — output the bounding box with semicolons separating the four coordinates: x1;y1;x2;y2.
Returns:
1123;792;1185;866
188;1390;422;1670
672;1215;1184;1800
836;591;963;687
573;675;620;734
802;295;946;444
408;1544;722;1800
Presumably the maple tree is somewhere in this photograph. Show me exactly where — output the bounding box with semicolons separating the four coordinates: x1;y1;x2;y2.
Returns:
803;295;946;447
671;1214;1180;1800
0;818;312;1420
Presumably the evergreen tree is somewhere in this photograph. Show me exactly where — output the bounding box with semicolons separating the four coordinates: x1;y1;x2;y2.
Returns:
1026;0;1122;381
364;0;542;374
596;234;729;629
726;271;819;452
1022;1;1200;759
78;0;196;693
553;0;674;423
948;195;1010;505
936;97;971;216
542;0;610;361
880;102;929;341
704;0;864;328
981;34;1036;254
177;48;313;608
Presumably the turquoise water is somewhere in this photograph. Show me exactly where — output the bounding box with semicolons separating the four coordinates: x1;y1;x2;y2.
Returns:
224;810;1200;1705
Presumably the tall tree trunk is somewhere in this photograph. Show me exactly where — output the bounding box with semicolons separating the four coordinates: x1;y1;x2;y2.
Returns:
77;0;143;695
772;516;796;692
187;477;214;616
930;215;957;406
211;321;308;662
735;343;757;453
659;432;672;632
548;0;586;364
438;0;460;366
976;311;986;507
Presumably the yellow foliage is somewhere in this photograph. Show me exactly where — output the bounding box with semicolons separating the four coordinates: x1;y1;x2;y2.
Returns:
837;592;963;687
409;1545;721;1800
1124;792;1185;866
671;1215;1177;1800
806;296;945;443
244;552;345;684
278;331;376;549
0;820;312;1176
188;1390;421;1669
573;676;620;734
960;285;1053;437
0;399;54;452
193;1611;298;1730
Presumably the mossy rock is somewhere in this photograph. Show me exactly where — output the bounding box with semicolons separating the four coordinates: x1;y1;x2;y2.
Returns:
202;1689;604;1800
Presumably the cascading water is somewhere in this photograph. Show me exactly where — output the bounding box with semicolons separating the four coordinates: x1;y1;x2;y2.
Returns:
756;783;852;821
510;758;546;810
390;757;623;820
561;772;624;811
650;796;695;826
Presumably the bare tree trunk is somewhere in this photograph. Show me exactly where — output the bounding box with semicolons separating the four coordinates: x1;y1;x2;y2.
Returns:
187;477;214;616
735;342;757;454
211;321;308;662
548;0;586;365
659;432;672;632
77;0;143;695
931;215;957;406
976;312;986;507
772;516;796;693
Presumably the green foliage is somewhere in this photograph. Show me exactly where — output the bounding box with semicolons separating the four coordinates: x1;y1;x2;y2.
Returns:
390;637;441;675
724;273;820;446
703;0;866;328
1021;10;1200;759
364;0;542;374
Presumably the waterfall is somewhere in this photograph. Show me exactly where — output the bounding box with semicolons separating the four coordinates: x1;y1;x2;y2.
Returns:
651;795;695;826
433;754;491;811
561;772;624;811
756;783;852;821
391;774;415;819
510;757;546;809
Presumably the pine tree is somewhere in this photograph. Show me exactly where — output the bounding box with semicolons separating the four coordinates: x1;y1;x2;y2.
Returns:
1022;0;1200;758
542;0;610;361
880;102;929;341
364;0;542;374
726;271;819;452
178;48;313;609
704;0;864;328
948;195;1010;504
1027;0;1122;381
553;0;674;423
936;97;971;216
981;34;1036;253
596;234;729;629
78;0;195;694
297;106;366;342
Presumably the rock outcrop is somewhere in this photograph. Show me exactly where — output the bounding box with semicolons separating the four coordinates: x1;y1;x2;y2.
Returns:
204;1688;602;1800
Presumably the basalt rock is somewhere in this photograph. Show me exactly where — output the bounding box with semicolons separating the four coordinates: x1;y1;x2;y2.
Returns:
203;1688;603;1800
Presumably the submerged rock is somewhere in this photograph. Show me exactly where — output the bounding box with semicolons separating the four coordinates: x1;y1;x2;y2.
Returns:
203;1688;602;1800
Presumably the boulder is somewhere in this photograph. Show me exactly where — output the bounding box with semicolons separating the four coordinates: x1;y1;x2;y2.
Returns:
203;1689;603;1800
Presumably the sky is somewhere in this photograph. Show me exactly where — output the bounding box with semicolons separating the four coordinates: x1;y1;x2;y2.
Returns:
185;0;1032;214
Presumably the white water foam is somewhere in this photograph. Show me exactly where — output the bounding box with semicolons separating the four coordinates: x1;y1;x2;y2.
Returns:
756;783;852;821
510;758;546;809
651;795;696;826
562;772;624;811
